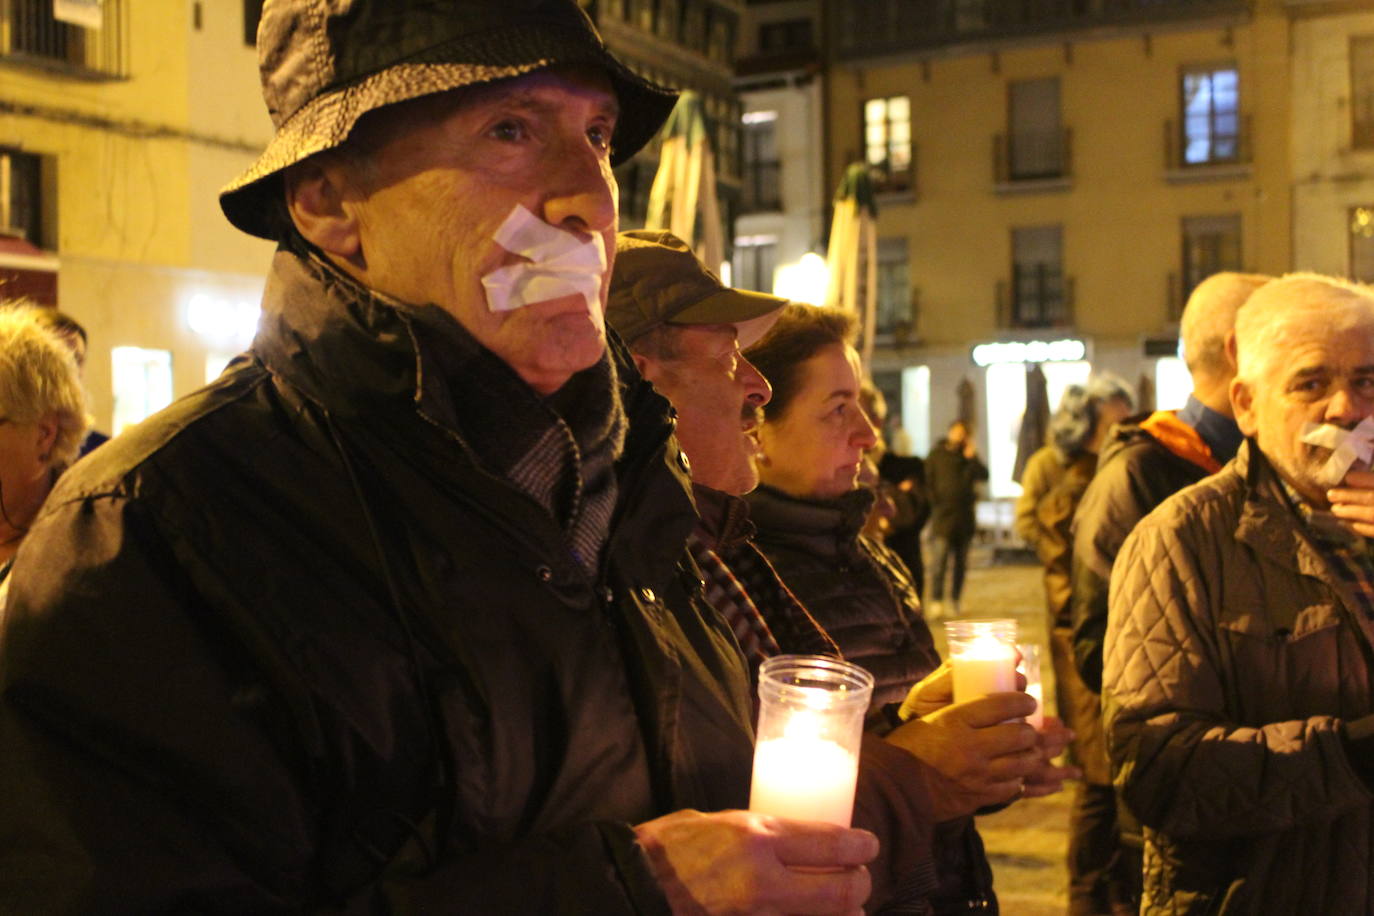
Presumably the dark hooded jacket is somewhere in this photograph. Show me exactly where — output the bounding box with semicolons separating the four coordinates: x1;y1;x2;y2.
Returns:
1070;411;1221;692
0;242;755;914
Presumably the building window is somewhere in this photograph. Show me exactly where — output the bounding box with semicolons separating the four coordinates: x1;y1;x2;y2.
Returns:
740;111;781;213
1351;206;1374;282
732;234;778;294
875;238;911;336
602;0;627;18
630;0;654;32
1182;214;1242;299
758;18;812;54
1006;77;1065;180
681;1;706;52
1180;66;1239;166
1011;225;1066;327
864;96;912;193
243;0;263;46
111;347;173;436
707;8;735;64
0;148;44;246
1352;38;1374;149
656;0;680;40
3;0;127;77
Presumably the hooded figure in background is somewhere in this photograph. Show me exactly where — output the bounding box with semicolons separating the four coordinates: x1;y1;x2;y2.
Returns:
1014;372;1135;916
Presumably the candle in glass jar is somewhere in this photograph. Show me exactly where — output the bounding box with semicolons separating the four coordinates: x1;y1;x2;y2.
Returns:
1018;642;1045;730
749;714;860;826
945;619;1018;704
749;656;873;827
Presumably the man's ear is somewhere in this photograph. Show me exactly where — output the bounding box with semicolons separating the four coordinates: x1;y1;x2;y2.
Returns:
1224;330;1239;371
1231;376;1257;437
632;351;657;383
283;156;363;264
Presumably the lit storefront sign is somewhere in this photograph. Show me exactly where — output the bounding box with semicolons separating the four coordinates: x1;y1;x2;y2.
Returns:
970;338;1086;367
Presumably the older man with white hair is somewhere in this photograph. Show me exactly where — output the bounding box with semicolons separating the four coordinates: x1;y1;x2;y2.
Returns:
1104;273;1374;913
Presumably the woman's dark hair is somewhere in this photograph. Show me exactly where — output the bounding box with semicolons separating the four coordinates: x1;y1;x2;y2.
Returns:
744;304;856;421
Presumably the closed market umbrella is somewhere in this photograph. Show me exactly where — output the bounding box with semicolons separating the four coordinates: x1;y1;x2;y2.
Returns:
824;162;879;368
645;91;724;273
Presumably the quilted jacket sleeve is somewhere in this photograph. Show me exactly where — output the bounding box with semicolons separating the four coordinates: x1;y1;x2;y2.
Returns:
1103;515;1373;841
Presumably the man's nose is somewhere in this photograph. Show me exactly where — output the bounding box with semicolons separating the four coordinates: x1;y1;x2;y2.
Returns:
540;136;617;238
1326;384;1365;426
739;356;772;407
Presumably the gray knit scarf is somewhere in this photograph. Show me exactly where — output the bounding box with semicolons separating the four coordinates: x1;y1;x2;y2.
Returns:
417;320;626;577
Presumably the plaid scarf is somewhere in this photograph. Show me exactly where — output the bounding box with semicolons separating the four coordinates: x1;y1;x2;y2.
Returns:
419;320;626;576
1280;477;1374;642
689;485;839;667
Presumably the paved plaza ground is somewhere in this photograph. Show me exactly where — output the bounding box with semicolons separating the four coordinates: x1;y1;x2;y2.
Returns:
928;544;1074;915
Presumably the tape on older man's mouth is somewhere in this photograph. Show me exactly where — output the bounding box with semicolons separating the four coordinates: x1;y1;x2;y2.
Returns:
1300;416;1374;487
481;204;606;318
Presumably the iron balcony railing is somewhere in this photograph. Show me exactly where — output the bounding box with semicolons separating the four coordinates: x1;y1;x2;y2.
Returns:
832;0;1246;59
997;269;1075;328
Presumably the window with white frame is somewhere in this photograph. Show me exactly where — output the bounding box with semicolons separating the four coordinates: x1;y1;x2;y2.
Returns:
863;96;912;192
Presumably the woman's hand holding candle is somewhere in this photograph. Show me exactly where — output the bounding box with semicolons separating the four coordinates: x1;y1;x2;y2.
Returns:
884;691;1040;821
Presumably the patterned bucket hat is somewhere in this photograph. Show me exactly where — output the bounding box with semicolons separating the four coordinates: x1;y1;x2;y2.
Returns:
220;0;678;240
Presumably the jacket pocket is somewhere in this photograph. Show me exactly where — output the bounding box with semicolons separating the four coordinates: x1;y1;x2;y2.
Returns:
1217;602;1345;721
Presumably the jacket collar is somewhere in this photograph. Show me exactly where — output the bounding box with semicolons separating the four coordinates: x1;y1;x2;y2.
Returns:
1235;440;1347;584
691;484;755;552
745;484;875;556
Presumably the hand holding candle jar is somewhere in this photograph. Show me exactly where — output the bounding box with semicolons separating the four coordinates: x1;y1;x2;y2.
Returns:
749;655;874;827
944;618;1019;704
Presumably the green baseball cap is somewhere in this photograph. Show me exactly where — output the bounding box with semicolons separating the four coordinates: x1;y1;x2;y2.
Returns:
608;230;788;348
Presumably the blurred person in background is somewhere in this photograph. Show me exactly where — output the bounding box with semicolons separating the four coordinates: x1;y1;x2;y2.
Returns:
0;303;90;583
1066;273;1264;915
33;308;109;455
924;419;987;617
858;384;931;588
743;304;1077;913
1013;373;1134;916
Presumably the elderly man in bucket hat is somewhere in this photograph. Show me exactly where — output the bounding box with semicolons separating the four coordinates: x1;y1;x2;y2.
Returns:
0;2;877;912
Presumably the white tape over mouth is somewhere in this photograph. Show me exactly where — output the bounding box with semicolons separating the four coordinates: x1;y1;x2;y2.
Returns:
1300;416;1374;487
481;204;607;325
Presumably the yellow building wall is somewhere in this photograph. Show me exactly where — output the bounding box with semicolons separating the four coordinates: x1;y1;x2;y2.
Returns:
826;7;1292;355
0;1;273;430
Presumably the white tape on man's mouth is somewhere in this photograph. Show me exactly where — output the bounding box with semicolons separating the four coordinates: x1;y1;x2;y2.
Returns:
1300;416;1374;487
481;205;607;320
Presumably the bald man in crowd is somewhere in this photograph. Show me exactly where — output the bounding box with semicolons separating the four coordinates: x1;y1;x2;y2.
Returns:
1104;273;1374;913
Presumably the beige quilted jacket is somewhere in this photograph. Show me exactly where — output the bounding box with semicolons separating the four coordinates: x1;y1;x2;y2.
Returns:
1105;441;1374;915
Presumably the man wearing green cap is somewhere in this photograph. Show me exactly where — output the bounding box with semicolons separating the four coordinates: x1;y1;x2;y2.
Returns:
0;2;876;913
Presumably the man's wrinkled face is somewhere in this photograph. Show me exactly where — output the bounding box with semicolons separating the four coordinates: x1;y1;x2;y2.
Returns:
636;325;772;496
335;67;620;395
1234;320;1374;506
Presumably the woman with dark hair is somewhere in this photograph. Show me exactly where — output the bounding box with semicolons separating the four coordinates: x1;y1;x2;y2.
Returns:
743;304;1072;914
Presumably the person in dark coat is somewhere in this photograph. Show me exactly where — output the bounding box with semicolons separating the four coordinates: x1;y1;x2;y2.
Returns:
0;4;878;913
924;419;988;616
738;304;1077;914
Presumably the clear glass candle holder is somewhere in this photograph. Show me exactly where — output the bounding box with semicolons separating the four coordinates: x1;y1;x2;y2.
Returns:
1017;642;1044;730
749;655;874;827
944;618;1019;704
